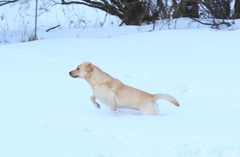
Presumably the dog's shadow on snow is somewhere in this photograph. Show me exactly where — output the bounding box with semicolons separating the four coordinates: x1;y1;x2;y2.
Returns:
98;108;174;116
113;109;141;116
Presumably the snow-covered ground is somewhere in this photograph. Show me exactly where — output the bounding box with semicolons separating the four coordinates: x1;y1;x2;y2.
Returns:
1;26;240;157
1;2;240;156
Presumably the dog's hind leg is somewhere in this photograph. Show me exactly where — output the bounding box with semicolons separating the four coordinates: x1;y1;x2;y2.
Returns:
139;102;158;115
90;95;100;109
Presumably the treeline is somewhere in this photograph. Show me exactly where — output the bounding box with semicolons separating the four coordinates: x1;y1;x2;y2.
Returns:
1;0;240;26
60;0;240;25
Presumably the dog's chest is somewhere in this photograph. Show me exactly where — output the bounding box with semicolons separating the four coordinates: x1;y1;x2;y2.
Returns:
92;85;114;106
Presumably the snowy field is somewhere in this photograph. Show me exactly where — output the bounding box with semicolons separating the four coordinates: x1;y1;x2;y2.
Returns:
1;26;240;157
1;2;240;157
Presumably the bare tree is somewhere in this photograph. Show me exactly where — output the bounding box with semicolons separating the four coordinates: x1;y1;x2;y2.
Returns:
155;0;199;19
172;0;181;18
200;0;231;19
158;0;168;19
233;0;240;18
180;0;199;18
59;0;155;25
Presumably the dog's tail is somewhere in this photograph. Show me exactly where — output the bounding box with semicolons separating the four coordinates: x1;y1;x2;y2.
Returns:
153;94;180;107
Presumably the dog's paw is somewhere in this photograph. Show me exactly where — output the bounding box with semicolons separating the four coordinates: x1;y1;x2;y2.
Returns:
94;102;100;109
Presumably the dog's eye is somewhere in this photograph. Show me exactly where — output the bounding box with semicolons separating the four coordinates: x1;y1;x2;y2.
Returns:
77;68;80;70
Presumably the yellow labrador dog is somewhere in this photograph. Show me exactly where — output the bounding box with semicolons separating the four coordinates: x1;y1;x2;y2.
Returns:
69;62;179;115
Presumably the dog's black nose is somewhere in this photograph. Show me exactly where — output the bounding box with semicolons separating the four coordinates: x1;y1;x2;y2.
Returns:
69;71;72;76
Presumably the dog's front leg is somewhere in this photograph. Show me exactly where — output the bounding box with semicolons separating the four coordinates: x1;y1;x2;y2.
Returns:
108;99;116;112
90;95;100;109
107;91;117;112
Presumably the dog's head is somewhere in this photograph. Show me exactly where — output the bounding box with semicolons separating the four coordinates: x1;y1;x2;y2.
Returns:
69;62;94;79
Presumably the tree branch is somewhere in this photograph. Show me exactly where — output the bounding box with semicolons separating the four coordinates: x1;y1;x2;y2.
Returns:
191;18;231;29
59;0;124;19
0;0;18;6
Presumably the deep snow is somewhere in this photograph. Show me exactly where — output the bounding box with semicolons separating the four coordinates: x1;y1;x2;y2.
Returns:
1;26;240;157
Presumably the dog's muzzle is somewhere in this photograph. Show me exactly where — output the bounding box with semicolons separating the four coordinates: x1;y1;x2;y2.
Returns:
69;71;76;78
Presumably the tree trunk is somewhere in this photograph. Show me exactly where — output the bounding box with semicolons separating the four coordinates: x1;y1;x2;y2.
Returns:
233;0;240;18
158;0;168;19
172;0;180;18
180;0;199;18
122;0;153;25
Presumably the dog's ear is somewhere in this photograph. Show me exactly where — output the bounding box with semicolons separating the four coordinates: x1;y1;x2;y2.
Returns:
85;63;93;72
